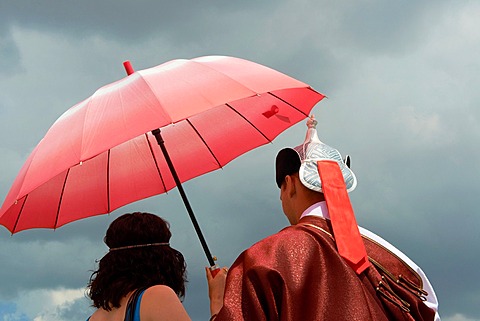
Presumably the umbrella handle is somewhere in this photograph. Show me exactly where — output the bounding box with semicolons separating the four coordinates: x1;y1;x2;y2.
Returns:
151;128;218;267
209;265;220;277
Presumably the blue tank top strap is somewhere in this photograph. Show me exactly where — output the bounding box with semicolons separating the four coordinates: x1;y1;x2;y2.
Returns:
133;289;146;321
125;288;147;321
86;288;146;321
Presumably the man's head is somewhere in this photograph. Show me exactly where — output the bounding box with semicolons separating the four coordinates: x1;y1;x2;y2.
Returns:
275;115;357;224
276;149;301;223
275;148;301;189
276;148;324;224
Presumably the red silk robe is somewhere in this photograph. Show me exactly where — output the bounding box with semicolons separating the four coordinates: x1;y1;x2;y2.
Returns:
216;216;434;321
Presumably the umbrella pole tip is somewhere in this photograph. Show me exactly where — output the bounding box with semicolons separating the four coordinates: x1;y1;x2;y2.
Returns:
123;60;134;75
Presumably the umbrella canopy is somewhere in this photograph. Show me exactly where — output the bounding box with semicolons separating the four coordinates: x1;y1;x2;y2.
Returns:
0;56;324;237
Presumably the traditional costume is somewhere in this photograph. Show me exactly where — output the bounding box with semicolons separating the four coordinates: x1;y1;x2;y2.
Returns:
215;116;440;321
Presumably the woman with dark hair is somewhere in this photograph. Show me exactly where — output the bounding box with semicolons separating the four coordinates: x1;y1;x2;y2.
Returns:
86;212;195;321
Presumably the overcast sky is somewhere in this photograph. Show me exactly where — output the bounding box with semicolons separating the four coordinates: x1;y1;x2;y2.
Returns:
0;1;479;320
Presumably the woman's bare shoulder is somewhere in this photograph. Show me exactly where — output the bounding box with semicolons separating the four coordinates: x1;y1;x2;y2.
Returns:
141;285;191;321
145;284;177;295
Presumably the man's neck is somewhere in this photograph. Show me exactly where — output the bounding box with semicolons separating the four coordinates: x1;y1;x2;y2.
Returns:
299;201;329;220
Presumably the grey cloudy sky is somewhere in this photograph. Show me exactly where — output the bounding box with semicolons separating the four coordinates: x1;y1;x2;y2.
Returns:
0;1;478;320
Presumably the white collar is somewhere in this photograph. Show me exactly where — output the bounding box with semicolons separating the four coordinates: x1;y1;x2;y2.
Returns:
300;201;330;220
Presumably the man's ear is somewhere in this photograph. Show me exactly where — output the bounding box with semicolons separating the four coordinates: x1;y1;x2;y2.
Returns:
284;175;296;197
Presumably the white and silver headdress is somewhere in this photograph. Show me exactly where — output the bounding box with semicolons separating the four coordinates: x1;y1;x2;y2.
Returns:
294;115;357;193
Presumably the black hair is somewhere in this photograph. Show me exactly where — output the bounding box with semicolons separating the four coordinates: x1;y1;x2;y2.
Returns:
87;212;187;310
275;148;301;188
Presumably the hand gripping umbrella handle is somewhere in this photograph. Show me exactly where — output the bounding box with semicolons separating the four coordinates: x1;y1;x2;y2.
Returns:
209;265;220;277
151;128;218;268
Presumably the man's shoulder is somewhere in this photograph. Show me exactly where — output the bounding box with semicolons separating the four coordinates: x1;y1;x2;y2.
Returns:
252;224;306;243
230;221;341;273
244;222;331;255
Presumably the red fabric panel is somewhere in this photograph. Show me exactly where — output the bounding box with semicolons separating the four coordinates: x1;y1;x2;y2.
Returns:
317;160;370;274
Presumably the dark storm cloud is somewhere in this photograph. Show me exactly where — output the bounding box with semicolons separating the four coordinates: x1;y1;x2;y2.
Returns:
0;1;273;44
0;31;21;73
0;236;96;297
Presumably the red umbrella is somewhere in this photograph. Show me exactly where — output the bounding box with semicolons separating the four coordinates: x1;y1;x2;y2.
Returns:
0;55;324;268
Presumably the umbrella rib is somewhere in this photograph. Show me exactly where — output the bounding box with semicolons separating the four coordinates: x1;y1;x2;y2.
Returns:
268;91;309;117
225;103;273;143
107;149;111;213
145;133;168;192
11;195;28;234
186;119;222;169
54;168;71;229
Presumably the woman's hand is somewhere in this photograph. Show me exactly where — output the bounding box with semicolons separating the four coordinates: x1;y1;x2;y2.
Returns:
205;266;228;317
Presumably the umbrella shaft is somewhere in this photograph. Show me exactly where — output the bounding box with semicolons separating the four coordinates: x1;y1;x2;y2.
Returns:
151;129;216;267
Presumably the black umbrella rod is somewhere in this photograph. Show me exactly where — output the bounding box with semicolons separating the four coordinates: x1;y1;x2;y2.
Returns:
151;128;216;267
